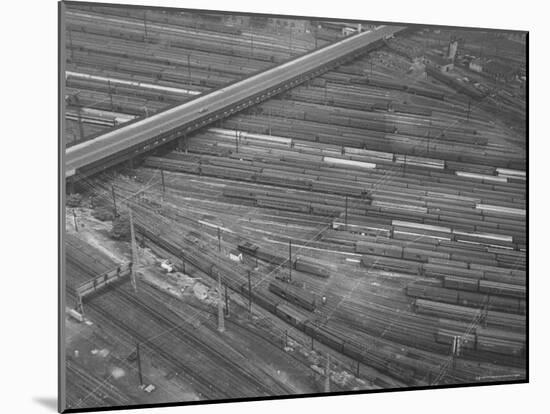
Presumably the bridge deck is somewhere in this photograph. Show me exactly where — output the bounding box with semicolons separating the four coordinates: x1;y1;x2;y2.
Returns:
65;25;405;178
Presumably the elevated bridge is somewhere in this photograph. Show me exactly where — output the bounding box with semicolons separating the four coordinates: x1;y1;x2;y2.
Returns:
65;25;406;180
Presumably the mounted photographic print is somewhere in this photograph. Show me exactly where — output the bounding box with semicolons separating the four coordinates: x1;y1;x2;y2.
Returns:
59;1;528;412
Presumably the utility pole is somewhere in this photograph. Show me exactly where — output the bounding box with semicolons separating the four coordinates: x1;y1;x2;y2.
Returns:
324;354;331;392
235;130;239;153
143;11;148;40
187;54;191;89
452;335;462;369
268;107;272;135
111;185;118;217
76;294;84;316
129;208;138;293
108;80;113;112
247;270;252;315
288;240;292;281
313;25;318;49
225;284;229;316
136;342;143;386
216;269;225;332
73;209;78;232
217;227;221;252
68;29;74;61
345;196;348;230
160;169;166;196
289;26;292;55
72;94;85;144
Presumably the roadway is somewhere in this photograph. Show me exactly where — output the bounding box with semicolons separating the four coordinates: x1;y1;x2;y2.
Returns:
65;25;405;178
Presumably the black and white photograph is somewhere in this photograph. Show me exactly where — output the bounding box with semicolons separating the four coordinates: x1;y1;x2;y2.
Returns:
58;1;528;412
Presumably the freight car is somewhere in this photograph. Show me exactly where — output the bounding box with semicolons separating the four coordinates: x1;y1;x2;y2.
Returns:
268;280;316;312
435;326;525;357
426;66;487;100
406;283;525;315
294;256;331;278
414;299;525;331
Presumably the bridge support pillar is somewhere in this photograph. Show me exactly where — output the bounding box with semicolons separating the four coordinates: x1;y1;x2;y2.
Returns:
67;180;75;195
177;135;187;152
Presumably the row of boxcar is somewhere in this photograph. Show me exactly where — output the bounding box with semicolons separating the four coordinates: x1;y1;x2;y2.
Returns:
261;100;485;145
162;140;525;209
406;283;525;315
145;153;525;254
131;187;524;386
73;4;244;36
236;279;436;386
133;214;423;385
435;326;525;357
268;280;317;311
354;77;447;102
426;66;487;100
151;147;525;242
361;254;525;288
222;115;524;170
238;242;331;280
413;298;525;331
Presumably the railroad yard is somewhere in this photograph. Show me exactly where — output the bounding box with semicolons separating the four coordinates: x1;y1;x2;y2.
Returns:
62;3;527;411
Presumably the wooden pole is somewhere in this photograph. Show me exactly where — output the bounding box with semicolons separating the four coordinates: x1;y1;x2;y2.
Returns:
248;270;252;314
129;208;138;293
136;342;143;386
288;240;292;281
324;354;331;392
225;284;229;316
345;196;348;230
143;11;148;39
161;169;165;195
111;185;118;217
217;227;221;252
216;269;225;332
187;54;191;88
108;80;113;112
73;209;78;232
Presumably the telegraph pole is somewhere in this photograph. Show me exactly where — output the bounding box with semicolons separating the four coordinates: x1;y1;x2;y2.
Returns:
108;80;114;111
217;227;221;252
216;269;225;332
247;270;252;315
73;209;78;232
225;284;229;316
161;169;166;195
111;185;118;217
345;196;348;230
324;354;331;392
129;208;138;293
136;342;143;386
143;11;148;39
288;240;292;281
187;54;191;89
250;29;254;56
